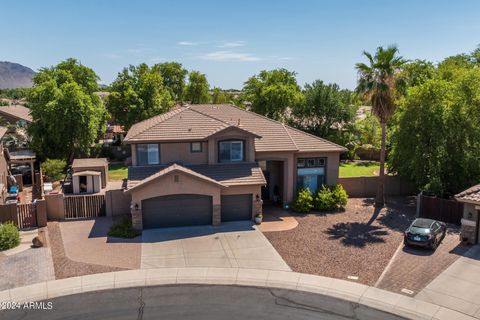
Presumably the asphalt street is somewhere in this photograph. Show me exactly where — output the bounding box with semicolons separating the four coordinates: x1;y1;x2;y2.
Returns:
0;284;404;320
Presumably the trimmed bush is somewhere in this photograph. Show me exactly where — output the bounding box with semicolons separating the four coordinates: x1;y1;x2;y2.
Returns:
0;222;20;251
41;159;67;182
314;184;349;211
291;188;314;213
108;217;141;238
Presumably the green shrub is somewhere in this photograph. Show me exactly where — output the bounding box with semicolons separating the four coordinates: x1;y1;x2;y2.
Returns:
291;188;314;213
313;184;349;211
0;222;20;251
108;217;141;238
331;184;348;208
41;159;67;182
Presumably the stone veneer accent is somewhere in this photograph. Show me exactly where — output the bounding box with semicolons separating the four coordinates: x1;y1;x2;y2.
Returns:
131;207;143;230
254;199;263;217
460;218;476;244
212;204;221;225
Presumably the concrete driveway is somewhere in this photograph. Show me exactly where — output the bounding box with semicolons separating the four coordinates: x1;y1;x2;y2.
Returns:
141;221;290;271
416;245;480;318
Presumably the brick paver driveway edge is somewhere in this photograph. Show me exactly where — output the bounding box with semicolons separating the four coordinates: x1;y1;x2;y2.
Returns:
0;267;474;320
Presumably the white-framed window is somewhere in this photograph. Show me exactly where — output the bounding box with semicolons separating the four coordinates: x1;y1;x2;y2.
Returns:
191;142;202;153
219;140;244;162
137;143;159;165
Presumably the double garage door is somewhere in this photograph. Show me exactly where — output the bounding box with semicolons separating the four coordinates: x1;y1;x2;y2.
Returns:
142;194;252;229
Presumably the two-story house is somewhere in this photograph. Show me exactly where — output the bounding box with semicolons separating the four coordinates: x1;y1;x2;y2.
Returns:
124;104;345;230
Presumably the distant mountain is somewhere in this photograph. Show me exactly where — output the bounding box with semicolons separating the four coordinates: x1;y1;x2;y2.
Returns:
0;61;35;89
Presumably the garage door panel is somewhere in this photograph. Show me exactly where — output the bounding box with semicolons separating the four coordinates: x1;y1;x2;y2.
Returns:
142;194;212;228
221;194;252;222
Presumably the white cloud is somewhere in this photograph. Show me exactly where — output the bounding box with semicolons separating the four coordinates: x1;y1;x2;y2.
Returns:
200;51;261;62
177;41;199;46
101;53;121;59
217;41;246;48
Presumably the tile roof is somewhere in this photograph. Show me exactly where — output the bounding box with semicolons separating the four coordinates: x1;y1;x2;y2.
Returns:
127;163;266;190
72;158;108;168
0;105;32;122
455;184;480;203
126;163;225;192
124;104;345;153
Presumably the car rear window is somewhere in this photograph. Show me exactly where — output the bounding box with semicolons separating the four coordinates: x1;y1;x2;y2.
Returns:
410;226;430;234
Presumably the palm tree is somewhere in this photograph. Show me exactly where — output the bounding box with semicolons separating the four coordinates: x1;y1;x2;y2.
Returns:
355;46;406;207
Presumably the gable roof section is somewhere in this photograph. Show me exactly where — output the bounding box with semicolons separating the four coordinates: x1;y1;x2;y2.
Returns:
189;104;346;153
455;184;480;204
127;163;266;190
126;163;226;193
72;158;108;168
0;105;32;122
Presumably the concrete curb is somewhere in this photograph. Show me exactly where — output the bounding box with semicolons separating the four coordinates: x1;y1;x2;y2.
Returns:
0;267;474;320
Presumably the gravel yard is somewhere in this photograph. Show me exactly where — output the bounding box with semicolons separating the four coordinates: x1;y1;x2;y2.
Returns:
263;197;416;286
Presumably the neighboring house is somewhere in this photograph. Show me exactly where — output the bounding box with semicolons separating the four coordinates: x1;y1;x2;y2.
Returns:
0;104;32;126
123;104;345;230
456;184;480;244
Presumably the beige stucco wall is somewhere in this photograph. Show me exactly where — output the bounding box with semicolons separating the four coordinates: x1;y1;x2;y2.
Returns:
160;142;208;165
129;172;222;208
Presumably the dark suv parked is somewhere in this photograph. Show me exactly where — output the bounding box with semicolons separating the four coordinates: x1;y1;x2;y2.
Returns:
404;218;446;250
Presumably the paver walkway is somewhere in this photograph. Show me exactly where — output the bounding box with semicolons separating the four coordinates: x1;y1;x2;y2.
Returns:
141;221;290;271
0;247;54;290
376;227;469;295
416;245;480;319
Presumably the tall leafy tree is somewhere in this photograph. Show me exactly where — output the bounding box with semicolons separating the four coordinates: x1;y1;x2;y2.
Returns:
184;71;210;104
27;58;106;162
106;63;174;129
155;62;188;102
355;46;406;207
389;62;480;196
211;87;229;104
291;80;356;139
242;69;304;121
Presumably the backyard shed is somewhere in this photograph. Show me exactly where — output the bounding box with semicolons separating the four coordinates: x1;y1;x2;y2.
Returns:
71;158;108;189
72;170;101;194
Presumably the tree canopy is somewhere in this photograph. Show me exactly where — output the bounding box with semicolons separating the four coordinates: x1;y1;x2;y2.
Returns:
156;62;188;102
211;87;229;104
184;71;210;104
242;69;304;121
291;80;356;139
27;58;106;161
106;63;175;130
389;56;480;196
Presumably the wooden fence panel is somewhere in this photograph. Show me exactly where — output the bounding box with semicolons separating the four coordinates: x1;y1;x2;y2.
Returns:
64;194;106;219
10;204;37;229
419;195;463;225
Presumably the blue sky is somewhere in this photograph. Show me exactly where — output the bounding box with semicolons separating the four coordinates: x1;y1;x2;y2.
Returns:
2;0;479;89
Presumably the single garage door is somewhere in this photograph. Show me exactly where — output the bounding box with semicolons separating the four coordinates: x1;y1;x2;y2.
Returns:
142;194;212;228
221;194;252;222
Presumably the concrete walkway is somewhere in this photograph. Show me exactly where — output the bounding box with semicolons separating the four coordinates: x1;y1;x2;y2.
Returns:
0;267;474;319
141;222;290;271
416;245;480;318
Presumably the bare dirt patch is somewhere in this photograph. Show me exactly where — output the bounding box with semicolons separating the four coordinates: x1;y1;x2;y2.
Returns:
263;197;416;286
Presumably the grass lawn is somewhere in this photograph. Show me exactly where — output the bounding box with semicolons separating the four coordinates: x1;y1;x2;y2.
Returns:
108;164;128;181
339;161;380;177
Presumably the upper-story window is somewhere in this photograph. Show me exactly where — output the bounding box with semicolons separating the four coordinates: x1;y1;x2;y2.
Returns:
191;142;202;153
219;140;244;162
137;144;159;165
